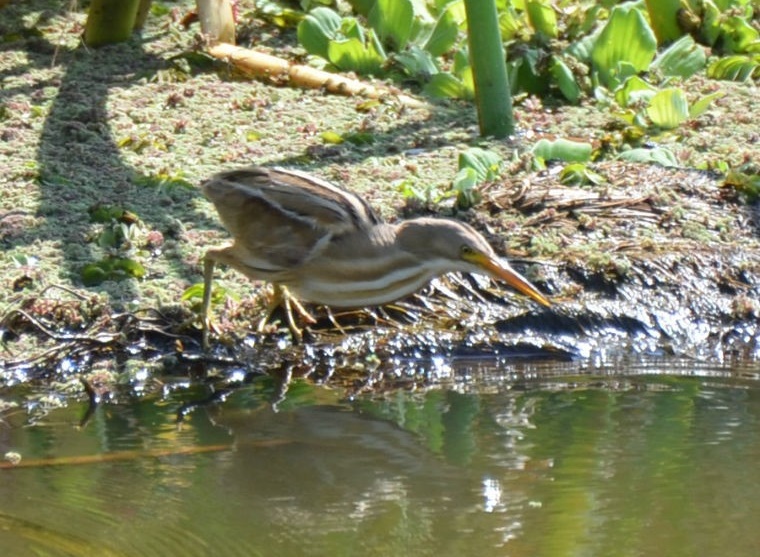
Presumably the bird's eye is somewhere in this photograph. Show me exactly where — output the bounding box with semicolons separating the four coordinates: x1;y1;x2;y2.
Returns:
460;245;474;257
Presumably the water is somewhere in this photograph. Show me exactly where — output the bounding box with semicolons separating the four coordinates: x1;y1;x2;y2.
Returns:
2;359;760;556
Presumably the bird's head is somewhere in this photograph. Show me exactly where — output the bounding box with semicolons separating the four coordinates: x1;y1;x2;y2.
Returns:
398;218;551;308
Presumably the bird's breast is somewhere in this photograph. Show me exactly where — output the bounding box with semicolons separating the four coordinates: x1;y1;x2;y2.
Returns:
286;251;454;307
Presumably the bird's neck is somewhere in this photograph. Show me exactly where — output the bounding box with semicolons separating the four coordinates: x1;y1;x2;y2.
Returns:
367;222;401;248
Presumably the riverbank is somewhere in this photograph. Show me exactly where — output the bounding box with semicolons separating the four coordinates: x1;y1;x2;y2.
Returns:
1;1;758;389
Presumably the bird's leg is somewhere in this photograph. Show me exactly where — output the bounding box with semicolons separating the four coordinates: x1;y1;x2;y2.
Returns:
201;255;216;349
257;285;317;340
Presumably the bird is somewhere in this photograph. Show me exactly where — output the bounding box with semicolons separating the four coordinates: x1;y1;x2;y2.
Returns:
200;166;551;346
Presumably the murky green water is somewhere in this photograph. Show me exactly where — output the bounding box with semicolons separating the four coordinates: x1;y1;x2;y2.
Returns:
2;359;760;556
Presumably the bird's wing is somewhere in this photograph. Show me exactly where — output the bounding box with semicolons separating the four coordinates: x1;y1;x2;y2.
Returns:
202;166;381;269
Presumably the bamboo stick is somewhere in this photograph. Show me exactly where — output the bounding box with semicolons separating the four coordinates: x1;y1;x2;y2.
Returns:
206;42;425;108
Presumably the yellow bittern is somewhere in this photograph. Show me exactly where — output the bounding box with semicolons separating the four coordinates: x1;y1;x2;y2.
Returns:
201;166;551;346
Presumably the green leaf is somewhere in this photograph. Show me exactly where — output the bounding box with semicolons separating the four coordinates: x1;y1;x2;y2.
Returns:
499;6;525;41
526;0;558;38
707;54;760;81
700;0;722;46
297;7;342;59
618;147;678;167
341;17;367;42
458;147;502;182
615;75;657;107
181;283;206;302
424;1;463;56
97;228;119;249
651;35;706;79
689;91;725;119
181;282;230;306
645;0;683;44
394;45;438;77
327;35;386;75
559;163;604;186
646;88;689;128
720;15;759;54
531;138;593;163
452;167;481;210
80;257;145;285
81;263;109;286
566;31;597;62
112;258;146;279
345;0;374;17
424;72;469;99
591;5;657;87
369;0;414;50
549;58;581;103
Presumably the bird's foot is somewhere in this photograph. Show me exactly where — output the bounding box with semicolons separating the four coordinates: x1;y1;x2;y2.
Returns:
257;285;316;341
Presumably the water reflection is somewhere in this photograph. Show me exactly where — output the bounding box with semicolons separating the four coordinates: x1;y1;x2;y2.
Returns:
2;362;760;556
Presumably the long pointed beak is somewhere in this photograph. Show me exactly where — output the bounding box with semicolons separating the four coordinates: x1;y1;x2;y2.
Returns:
472;253;552;308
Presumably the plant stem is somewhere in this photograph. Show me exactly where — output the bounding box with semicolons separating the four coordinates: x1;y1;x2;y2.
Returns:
463;0;514;138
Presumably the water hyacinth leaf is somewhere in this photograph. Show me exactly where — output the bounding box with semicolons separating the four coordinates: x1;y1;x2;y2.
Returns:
458;64;475;98
689;91;725;119
181;282;205;301
707;55;760;81
113;258;146;279
345;0;374;17
566;31;596;62
499;6;524;41
424;72;468;98
532;138;593;163
424;48;474;99
327;35;385;74
80;257;145;286
700;0;722;46
341;17;367;42
458;147;502;182
297;7;342;59
618;147;679;167
720;15;759;54
591;5;657;87
81;263;109;286
560;163;604;186
644;0;682;44
452;47;470;75
98;228;119;249
615;75;657;107
651;35;706;79
424;1;464;57
646;88;689;128
182;283;230;305
549;58;581;103
369;0;414;51
507;53;546;95
526;0;558;38
452;167;481;210
394;45;438;77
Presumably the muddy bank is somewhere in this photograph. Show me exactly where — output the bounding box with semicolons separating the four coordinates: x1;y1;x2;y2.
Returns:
1;1;758;389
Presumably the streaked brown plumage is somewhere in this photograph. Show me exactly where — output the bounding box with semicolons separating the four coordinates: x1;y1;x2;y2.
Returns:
201;166;551;345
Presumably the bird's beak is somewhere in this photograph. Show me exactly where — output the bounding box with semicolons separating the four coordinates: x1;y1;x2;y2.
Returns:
468;252;552;308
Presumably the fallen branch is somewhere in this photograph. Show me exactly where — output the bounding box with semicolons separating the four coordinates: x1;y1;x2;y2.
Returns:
206;42;425;108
